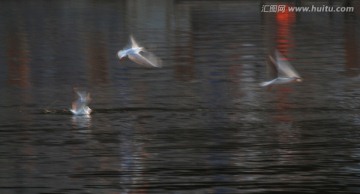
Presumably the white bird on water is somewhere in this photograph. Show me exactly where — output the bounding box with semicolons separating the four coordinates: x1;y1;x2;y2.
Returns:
117;35;162;68
260;50;302;87
70;90;92;116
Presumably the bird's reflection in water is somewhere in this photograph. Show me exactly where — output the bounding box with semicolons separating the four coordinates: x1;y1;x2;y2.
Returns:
71;115;92;129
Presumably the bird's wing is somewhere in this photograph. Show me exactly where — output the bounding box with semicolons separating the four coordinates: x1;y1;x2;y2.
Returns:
267;55;279;78
128;52;162;67
260;78;277;87
130;35;140;48
75;91;91;105
275;50;301;78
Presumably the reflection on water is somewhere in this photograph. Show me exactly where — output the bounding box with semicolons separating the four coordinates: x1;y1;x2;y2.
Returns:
344;10;360;77
6;30;31;88
0;0;360;193
71;115;91;128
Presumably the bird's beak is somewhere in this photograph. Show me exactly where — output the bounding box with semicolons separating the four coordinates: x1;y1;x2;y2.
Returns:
296;78;303;82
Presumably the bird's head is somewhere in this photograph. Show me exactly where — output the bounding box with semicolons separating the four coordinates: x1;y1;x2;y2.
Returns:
295;77;303;82
117;51;127;60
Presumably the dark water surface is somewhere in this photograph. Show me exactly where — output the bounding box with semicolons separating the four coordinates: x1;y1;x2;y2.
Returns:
1;0;360;193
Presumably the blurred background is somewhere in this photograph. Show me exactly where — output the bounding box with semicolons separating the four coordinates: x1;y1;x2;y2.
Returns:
0;0;360;193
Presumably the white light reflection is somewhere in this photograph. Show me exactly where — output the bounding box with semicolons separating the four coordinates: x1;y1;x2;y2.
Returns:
71;114;92;129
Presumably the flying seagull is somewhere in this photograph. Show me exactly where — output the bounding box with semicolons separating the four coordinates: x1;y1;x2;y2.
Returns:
260;50;302;87
117;35;162;67
70;89;92;115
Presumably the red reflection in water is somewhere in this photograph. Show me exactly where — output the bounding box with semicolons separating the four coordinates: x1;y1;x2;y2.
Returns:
174;31;195;82
6;32;31;88
276;4;295;57
86;33;109;84
272;88;296;123
273;3;296;123
344;15;359;77
276;5;295;25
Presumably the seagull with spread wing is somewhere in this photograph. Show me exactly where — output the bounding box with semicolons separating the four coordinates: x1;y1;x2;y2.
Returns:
117;35;162;68
260;50;302;87
70;89;92;116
